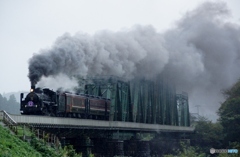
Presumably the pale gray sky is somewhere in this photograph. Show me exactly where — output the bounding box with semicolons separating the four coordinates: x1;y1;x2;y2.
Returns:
1;0;240;120
1;0;239;93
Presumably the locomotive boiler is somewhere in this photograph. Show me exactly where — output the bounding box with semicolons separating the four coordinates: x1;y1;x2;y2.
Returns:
20;86;111;120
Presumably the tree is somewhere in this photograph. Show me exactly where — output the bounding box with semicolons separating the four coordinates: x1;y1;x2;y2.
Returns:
0;94;20;114
0;94;3;110
0;94;7;105
8;94;17;104
190;116;223;153
218;80;240;146
164;142;205;157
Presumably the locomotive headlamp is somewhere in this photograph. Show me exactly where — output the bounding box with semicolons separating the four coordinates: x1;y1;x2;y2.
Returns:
30;84;35;92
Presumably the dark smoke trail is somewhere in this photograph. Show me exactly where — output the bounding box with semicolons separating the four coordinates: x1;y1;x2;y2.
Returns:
28;26;168;85
28;2;240;120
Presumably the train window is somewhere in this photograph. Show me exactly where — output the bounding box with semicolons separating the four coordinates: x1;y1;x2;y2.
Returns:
59;94;65;111
71;97;84;107
59;95;65;104
73;97;80;106
73;97;77;106
67;96;72;105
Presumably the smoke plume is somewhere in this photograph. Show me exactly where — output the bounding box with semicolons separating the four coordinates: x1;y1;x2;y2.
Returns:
28;25;168;84
162;2;240;120
28;2;240;120
37;74;78;92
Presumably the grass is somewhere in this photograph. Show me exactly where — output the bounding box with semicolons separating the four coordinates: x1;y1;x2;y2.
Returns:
0;123;82;157
0;124;42;157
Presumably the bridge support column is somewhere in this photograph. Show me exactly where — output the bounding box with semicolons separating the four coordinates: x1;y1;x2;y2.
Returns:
136;141;150;157
107;140;124;157
80;137;93;157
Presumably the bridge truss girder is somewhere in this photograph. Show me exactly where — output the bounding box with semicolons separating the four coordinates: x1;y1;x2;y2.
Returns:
83;76;189;126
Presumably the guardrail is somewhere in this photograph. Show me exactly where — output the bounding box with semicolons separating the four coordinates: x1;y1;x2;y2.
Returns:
0;110;18;137
3;111;17;125
0;110;60;147
1;110;17;125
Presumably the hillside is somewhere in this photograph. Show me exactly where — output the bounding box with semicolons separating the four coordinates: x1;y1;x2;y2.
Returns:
0;122;81;157
0;123;42;157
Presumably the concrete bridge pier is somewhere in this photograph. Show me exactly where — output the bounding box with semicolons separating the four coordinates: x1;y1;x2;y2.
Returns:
135;141;151;157
73;136;93;157
107;140;124;157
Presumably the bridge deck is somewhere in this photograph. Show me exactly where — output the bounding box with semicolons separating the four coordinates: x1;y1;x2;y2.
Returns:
6;114;194;132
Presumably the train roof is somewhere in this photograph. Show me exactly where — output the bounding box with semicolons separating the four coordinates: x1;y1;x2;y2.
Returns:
64;92;110;100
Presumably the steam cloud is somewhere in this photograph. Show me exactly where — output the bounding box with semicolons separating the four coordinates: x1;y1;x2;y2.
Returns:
28;25;168;84
28;2;240;120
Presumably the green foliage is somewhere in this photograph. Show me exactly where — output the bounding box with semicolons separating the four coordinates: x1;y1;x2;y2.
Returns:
30;137;81;157
217;142;240;157
164;142;205;157
137;133;155;141
180;79;240;156
30;137;56;157
218;80;240;145
222;80;240;99
0;125;42;157
0;124;82;157
190;116;223;153
16;125;33;137
58;145;82;157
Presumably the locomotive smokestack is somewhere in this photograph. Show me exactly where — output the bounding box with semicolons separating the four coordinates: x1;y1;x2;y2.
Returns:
31;82;35;92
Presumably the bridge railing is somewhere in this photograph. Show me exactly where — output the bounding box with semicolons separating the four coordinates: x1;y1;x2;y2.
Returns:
0;110;61;148
1;110;18;134
2;110;17;126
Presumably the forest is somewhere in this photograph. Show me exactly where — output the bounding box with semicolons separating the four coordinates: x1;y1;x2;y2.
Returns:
175;79;240;156
0;94;20;114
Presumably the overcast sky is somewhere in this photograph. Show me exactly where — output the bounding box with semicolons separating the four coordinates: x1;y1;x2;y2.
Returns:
1;0;240;120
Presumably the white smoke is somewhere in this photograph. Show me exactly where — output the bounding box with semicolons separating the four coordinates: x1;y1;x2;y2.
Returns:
38;73;78;92
29;2;240;121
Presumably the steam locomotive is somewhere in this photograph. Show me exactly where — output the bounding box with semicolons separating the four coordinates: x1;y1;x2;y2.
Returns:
20;86;111;120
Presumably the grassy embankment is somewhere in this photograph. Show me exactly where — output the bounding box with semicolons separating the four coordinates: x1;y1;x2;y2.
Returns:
0;124;42;157
0;122;81;157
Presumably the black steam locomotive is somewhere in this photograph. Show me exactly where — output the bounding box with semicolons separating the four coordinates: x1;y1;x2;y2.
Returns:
20;86;110;120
